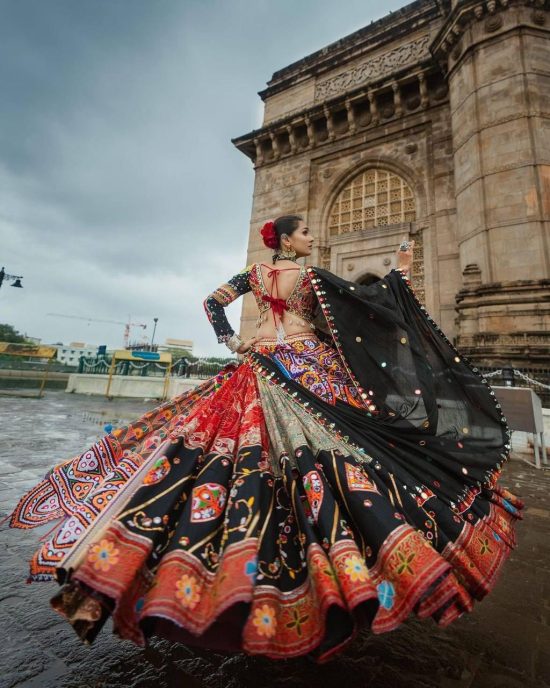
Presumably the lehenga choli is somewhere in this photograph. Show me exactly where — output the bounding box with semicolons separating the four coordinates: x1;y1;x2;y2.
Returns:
8;262;523;662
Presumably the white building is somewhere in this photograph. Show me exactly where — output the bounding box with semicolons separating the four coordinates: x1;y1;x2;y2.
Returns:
160;338;194;355
55;342;97;367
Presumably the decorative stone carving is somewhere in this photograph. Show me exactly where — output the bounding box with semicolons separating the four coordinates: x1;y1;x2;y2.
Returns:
319;247;331;270
462;263;482;288
532;9;546;23
411;230;425;304
314;35;431;101
405;142;418;154
485;14;503;31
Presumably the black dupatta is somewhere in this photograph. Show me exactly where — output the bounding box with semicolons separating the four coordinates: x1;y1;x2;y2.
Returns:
253;267;510;509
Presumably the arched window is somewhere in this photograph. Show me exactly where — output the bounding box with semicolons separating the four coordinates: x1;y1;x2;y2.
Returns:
328;169;416;235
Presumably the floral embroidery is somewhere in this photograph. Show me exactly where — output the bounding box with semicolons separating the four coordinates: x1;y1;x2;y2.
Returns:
302;471;324;522
478;537;494;555
190;483;227;522
345;462;379;492
252;604;277;637
344;554;370;582
88;538;120;572
396;550;416;575
175;574;201;608
286;608;309;637
143;456;171;486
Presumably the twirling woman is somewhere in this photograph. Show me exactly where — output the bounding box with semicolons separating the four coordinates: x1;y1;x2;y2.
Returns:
8;214;522;661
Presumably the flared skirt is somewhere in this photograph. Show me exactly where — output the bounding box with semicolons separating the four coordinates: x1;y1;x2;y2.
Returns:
9;334;523;662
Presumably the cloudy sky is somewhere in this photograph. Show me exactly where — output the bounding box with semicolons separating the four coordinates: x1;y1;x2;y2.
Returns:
1;0;406;356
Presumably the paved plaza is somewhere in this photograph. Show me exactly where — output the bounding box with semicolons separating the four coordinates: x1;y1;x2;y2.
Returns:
1;390;549;688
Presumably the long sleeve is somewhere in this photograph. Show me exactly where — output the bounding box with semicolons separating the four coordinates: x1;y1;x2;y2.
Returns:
203;266;253;343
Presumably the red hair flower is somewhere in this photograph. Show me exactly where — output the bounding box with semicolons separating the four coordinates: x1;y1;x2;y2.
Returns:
260;220;278;249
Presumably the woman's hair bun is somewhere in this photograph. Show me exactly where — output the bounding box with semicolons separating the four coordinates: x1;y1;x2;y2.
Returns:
260;220;278;249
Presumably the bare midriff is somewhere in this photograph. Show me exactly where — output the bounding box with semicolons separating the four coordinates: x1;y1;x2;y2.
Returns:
254;262;315;341
255;313;314;340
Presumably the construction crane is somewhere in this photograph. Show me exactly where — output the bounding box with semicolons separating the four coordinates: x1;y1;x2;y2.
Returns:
47;313;147;348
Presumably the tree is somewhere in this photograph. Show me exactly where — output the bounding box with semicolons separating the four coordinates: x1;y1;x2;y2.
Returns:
0;323;28;343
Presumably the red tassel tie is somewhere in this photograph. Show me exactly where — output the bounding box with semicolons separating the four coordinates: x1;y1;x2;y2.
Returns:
261;294;288;318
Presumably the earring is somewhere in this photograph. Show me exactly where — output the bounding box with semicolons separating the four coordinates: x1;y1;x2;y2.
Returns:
276;233;297;260
279;245;297;260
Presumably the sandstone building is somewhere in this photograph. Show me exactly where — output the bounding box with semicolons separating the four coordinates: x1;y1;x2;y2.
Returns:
233;0;550;376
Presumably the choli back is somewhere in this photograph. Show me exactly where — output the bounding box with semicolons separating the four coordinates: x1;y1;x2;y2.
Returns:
249;263;317;329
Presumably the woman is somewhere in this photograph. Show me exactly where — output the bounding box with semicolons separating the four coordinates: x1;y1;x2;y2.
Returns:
8;215;522;662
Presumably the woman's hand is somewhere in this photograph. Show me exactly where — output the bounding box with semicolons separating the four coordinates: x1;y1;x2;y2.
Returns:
396;236;415;273
237;336;259;355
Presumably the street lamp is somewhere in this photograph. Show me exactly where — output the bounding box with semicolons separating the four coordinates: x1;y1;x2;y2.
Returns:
151;317;159;350
0;267;24;289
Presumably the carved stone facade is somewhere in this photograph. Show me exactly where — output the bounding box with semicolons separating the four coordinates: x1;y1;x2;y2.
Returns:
233;0;550;371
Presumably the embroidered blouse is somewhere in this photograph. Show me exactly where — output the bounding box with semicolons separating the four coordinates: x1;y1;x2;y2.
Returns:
203;263;317;343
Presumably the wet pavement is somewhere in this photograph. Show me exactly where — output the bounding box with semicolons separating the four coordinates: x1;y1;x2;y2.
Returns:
1;390;549;688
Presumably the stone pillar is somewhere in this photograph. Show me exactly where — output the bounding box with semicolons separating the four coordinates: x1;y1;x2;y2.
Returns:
253;138;263;167
345;99;357;134
391;81;403;118
433;0;550;368
269;132;280;160
305;116;315;148
368;90;380;126
324;106;335;141
418;71;429;109
286;125;297;154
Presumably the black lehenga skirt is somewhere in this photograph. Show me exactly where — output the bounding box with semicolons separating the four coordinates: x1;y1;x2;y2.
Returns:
8;269;523;662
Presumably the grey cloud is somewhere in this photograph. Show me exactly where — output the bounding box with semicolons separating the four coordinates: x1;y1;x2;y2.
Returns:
1;0;404;355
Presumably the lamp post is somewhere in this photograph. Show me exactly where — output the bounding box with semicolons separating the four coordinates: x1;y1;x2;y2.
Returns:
151;317;159;351
0;267;24;289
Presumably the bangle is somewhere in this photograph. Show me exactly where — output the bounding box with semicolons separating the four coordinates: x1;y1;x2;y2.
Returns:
226;333;243;353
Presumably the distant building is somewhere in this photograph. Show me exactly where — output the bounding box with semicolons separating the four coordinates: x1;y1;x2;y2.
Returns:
55;342;97;367
161;338;194;354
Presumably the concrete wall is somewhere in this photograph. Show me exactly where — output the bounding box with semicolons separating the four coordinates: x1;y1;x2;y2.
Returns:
66;374;201;399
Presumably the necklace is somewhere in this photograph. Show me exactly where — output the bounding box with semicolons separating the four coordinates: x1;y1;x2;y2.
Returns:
273;252;299;264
